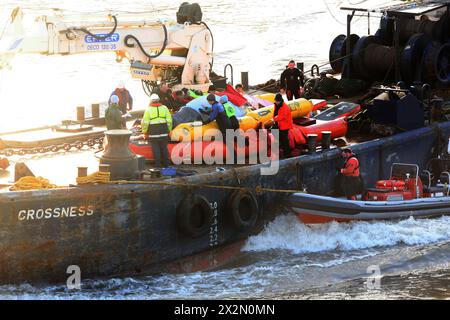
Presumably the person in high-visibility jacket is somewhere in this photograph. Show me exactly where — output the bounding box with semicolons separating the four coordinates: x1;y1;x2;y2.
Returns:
219;95;239;130
142;94;173;168
340;148;363;200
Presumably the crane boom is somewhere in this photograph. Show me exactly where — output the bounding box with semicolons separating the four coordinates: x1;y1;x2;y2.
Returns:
0;7;214;91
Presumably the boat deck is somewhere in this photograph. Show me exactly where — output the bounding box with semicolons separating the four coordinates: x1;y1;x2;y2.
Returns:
0;148;246;192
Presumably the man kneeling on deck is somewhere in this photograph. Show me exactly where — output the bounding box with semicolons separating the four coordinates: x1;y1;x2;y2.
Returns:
340;148;363;200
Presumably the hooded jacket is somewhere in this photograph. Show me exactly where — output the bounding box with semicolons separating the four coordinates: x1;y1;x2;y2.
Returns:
273;102;293;130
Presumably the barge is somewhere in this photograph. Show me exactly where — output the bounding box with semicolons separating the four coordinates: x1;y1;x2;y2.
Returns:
0;1;450;285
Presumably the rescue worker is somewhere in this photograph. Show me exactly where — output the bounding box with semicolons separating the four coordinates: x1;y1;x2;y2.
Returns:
235;83;258;110
273;93;293;158
105;95;124;130
110;81;133;114
280;60;304;101
207;85;217;94
220;95;239;130
235;83;245;94
171;90;188;111
153;83;177;111
142;94;173;168
206;93;230;142
340;148;363;200
188;89;204;99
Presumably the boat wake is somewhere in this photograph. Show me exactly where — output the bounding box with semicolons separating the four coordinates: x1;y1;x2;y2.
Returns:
243;214;450;254
3;214;450;299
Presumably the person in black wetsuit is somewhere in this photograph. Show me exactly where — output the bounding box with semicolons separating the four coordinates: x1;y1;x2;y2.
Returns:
280;60;304;101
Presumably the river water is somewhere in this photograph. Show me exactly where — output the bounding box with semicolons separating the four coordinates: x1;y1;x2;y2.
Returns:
1;0;450;300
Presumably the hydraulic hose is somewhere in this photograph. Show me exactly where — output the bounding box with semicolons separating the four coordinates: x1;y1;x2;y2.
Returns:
70;15;118;41
124;23;168;59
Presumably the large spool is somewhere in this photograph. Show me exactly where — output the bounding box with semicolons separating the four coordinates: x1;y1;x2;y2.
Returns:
340;34;450;85
329;34;360;73
379;14;450;44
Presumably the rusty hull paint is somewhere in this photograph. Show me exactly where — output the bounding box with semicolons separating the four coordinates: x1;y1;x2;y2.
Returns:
0;162;296;285
1;121;450;284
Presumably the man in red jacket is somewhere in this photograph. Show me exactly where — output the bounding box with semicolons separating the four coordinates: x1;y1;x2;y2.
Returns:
340;148;363;200
273;93;293;158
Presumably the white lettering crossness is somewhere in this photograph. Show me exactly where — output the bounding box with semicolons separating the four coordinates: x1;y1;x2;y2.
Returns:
17;206;94;221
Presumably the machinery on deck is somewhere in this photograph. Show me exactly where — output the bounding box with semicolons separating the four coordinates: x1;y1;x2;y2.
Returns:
0;4;213;93
329;1;450;87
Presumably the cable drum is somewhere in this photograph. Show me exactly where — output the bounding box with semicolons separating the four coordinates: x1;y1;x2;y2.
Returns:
329;34;360;73
363;43;396;80
351;36;383;80
400;33;432;83
422;42;450;86
380;14;450;45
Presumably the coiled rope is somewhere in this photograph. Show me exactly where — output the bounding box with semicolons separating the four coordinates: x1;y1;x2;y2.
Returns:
10;176;58;191
76;171;111;185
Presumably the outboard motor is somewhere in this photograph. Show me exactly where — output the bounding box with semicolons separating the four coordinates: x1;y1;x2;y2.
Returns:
177;2;203;24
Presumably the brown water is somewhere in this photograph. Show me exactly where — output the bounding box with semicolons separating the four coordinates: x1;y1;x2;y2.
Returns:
1;0;450;300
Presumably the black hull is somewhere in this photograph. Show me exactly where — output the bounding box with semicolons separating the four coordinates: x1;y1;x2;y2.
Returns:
2;121;450;284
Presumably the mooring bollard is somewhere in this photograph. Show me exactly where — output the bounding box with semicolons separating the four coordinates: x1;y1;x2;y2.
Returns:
77;106;85;122
307;134;318;154
91;103;100;119
321;131;332;150
241;71;249;91
77;167;88;178
100;130;138;180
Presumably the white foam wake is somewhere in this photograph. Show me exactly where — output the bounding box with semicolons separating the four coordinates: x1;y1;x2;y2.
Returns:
243;214;450;254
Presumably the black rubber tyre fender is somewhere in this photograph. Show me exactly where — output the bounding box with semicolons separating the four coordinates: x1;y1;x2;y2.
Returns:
177;194;213;237
227;191;259;231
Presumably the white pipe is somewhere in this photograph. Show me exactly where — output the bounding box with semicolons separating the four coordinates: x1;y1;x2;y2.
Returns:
150;56;186;66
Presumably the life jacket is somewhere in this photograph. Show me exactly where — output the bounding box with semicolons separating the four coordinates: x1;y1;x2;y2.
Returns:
142;103;173;138
188;89;202;99
223;102;236;118
342;154;360;177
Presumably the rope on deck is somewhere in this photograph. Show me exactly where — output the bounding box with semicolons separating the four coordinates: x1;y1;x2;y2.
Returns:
76;171;111;185
10;172;301;194
10;176;58;191
105;179;303;194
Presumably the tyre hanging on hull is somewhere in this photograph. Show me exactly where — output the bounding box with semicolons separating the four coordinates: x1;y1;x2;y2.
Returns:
177;194;213;237
227;191;259;231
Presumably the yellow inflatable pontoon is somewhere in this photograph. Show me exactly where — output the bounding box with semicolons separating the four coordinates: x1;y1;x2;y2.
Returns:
170;98;314;142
